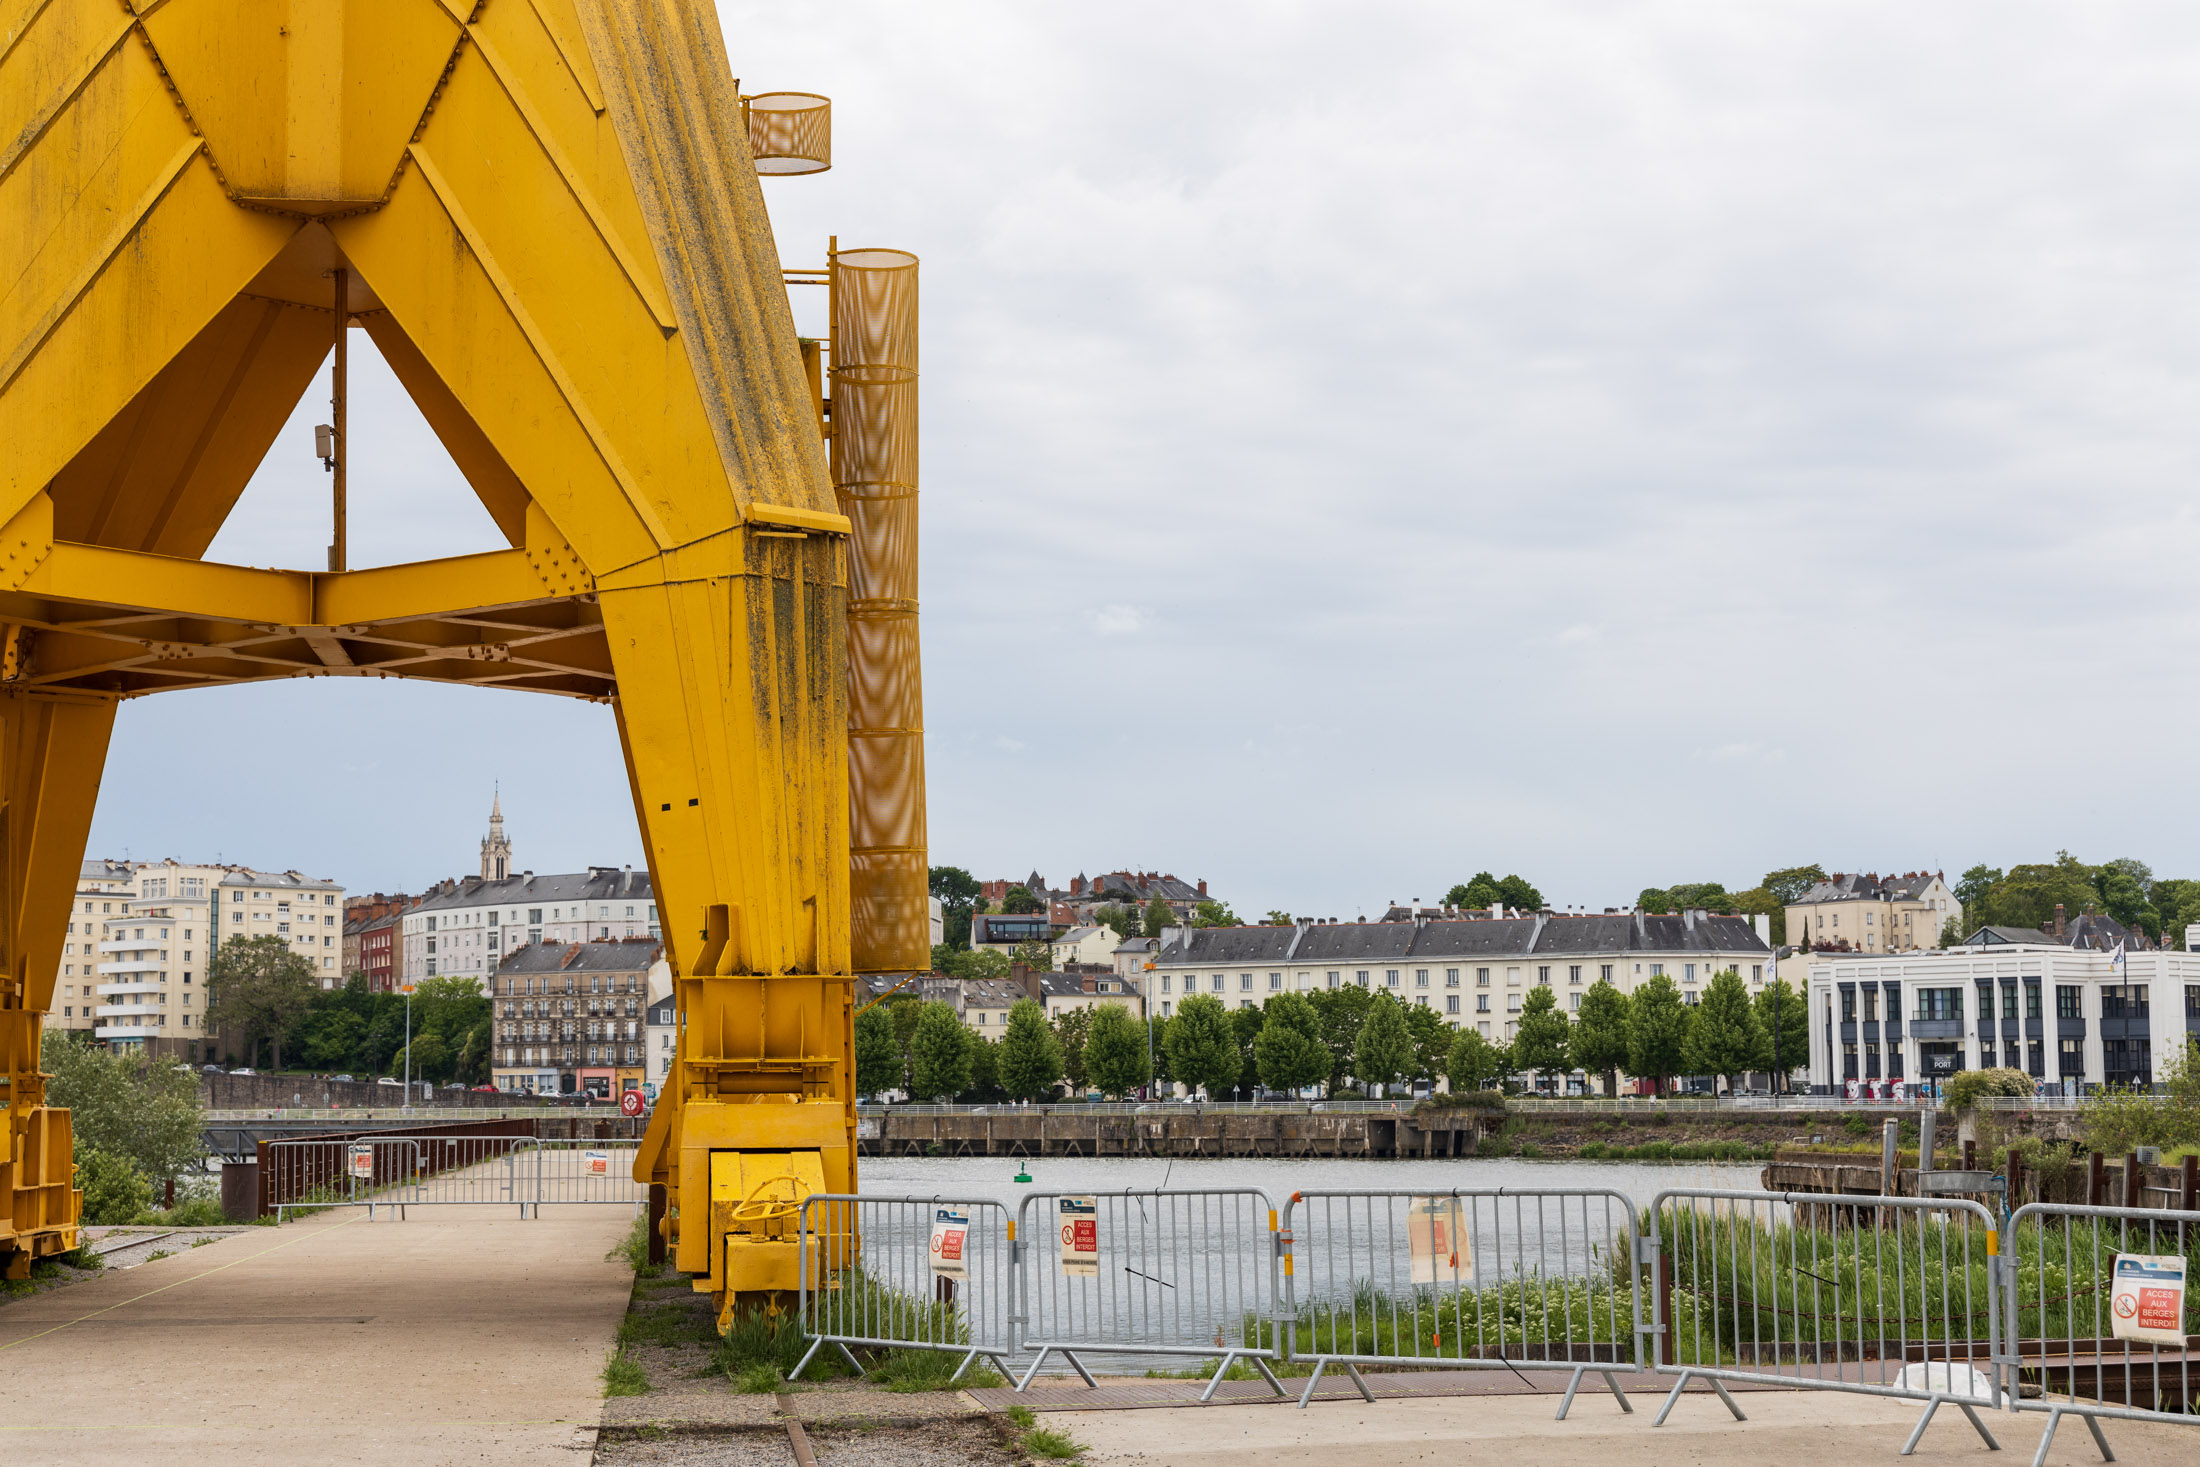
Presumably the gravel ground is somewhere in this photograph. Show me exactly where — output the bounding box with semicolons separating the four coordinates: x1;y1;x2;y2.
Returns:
594;1420;1022;1467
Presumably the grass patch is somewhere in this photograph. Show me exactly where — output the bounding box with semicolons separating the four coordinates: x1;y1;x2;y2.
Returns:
865;1347;1003;1392
713;1307;844;1381
727;1360;784;1395
1006;1405;1037;1429
607;1212;657;1275
154;1197;229;1227
617;1303;715;1350
1024;1426;1085;1460
145;1249;172;1262
601;1350;650;1397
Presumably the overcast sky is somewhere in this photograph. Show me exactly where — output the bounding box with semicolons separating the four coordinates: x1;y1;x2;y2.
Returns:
89;3;2200;917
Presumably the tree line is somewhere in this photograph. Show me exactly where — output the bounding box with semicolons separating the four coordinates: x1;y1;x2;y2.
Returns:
1953;854;2200;948
206;934;491;1082
851;968;1808;1103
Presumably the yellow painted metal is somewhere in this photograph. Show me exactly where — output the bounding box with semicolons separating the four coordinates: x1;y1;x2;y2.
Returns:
0;0;925;1306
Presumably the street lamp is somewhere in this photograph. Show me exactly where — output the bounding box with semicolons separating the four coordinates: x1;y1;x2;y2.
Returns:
399;980;415;1113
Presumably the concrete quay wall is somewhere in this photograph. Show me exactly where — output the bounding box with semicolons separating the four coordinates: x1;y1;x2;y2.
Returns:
858;1108;1493;1159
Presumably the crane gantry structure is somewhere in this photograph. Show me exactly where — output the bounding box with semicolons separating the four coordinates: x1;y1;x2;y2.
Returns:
0;0;924;1323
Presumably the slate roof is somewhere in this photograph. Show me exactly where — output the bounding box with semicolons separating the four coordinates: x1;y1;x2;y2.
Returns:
1156;912;1769;967
411;866;653;914
495;939;662;975
216;868;342;893
1962;914;2141;951
1795;872;1943;904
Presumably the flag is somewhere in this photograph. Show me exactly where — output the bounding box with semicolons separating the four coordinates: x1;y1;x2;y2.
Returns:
2111;940;2126;979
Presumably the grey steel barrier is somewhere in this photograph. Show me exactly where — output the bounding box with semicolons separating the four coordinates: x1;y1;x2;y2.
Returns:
1013;1188;1284;1398
1996;1202;2199;1467
1648;1187;2003;1454
523;1139;646;1214
789;1195;1016;1384
1280;1187;1648;1415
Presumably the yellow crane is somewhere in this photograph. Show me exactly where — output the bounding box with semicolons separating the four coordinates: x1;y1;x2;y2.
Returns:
0;0;921;1328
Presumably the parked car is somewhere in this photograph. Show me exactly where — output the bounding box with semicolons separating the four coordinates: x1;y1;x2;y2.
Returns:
330;1074;355;1082
470;1085;497;1093
375;1077;403;1087
200;1064;224;1074
230;1067;256;1076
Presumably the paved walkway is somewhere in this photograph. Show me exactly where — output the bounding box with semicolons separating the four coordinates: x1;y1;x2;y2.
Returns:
1054;1389;2200;1467
0;1204;634;1466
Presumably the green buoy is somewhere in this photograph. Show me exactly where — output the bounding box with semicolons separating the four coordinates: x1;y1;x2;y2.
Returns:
1013;1161;1031;1183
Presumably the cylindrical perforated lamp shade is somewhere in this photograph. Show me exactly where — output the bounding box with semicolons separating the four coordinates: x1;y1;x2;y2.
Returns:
747;93;830;174
832;248;925;973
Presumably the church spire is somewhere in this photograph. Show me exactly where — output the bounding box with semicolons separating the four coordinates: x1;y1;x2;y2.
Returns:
481;789;512;881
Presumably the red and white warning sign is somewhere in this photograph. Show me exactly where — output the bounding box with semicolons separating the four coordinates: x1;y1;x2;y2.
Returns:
930;1208;970;1280
1058;1195;1099;1277
585;1149;610;1177
2110;1254;2187;1346
348;1143;374;1180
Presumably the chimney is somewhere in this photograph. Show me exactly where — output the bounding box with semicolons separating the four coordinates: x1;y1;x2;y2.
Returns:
1071;876;1084;895
1012;962;1040;1002
2053;904;2066;938
1197;879;1207;897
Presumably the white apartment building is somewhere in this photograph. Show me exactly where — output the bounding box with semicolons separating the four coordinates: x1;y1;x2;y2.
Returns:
1786;871;1961;954
1806;919;2198;1093
215;867;345;987
1148;911;1773;1043
53;859;343;1053
51;860;136;1034
400;801;658;989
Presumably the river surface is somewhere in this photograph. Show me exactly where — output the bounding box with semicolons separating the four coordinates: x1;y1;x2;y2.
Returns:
854;1155;1763;1216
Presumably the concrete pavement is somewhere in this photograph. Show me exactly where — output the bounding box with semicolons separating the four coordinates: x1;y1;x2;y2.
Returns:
1053;1390;2200;1467
0;1203;634;1466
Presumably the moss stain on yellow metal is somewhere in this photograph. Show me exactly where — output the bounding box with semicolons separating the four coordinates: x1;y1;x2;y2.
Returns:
0;0;926;1312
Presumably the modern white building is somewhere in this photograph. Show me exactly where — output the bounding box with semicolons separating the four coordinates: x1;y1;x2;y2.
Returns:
51;860;137;1035
399;800;657;989
1803;916;2200;1093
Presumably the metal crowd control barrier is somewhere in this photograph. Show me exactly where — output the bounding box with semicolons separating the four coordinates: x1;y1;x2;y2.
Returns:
1648;1188;2003;1454
523;1139;646;1215
789;1195;1016;1384
1997;1202;2199;1467
1014;1188;1283;1399
1280;1187;1647;1415
262;1136;640;1219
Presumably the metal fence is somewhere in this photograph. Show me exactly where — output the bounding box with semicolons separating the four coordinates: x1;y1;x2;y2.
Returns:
1647;1187;2003;1453
1997;1202;2199;1467
1280;1187;1646;1414
1013;1188;1284;1398
790;1195;1016;1384
261;1135;640;1219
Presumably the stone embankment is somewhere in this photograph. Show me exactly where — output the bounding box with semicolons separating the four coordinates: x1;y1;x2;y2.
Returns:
859;1106;1490;1159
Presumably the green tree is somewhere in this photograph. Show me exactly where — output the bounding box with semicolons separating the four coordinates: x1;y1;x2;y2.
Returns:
1227;1005;1265;1099
2098;858;2159;940
854;1003;900;1097
1051;1007;1094;1089
886;996;924;1091
962;1032;1003;1102
1571;980;1632;1097
39;1031;203;1187
208;933;318;1069
76;1149;154;1225
908;1001;974;1100
1144;1014;1172;1088
301;1008;366;1070
1253;992;1328;1093
1983;853;2101;932
1010;938;1054;972
998;999;1063;1099
1143;896;1175;939
1000;885;1043;915
1191;899;1238;928
1405;1004;1452;1081
1953;865;2001;931
1754;977;1808;1093
1448;873;1501;909
1512;984;1571;1083
1446;1027;1512;1091
936;946;1011;981
1263;909;1292;925
929;866;981;949
1084;1004;1150;1098
1352;992;1413;1094
1625;973;1692;1096
1683;969;1765;1084
1162;993;1240;1098
1308;984;1373;1091
397;1031;452;1084
1759;864;1828;945
1496;875;1543;911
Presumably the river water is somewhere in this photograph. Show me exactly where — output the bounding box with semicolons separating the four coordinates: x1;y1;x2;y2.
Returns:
855;1154;1762;1216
